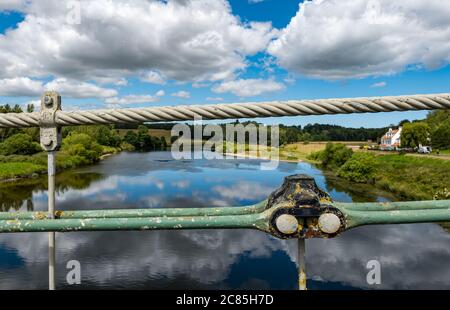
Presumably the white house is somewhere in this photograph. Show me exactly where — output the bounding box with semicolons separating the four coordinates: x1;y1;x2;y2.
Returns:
380;127;402;149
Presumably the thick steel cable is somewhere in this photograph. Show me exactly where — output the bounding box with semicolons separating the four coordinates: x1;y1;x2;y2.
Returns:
1;93;450;128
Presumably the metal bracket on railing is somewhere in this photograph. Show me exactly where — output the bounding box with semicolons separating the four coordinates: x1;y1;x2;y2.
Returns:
268;175;345;239
39;91;62;151
39;91;61;291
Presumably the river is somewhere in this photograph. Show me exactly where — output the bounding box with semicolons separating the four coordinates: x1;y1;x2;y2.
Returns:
0;151;449;289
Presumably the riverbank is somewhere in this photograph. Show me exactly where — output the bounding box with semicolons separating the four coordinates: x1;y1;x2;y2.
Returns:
0;146;120;182
0;124;170;182
307;144;450;201
223;142;450;201
221;142;334;162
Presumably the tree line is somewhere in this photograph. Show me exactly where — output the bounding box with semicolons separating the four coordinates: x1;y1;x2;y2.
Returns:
400;110;450;150
0;104;167;158
127;121;388;146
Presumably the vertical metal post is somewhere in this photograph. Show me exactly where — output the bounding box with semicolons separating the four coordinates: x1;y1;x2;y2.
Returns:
48;151;56;290
298;239;307;290
40;91;62;290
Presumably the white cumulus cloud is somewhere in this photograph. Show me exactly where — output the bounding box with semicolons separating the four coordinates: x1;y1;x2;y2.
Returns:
171;90;190;99
105;94;159;105
212;78;285;97
0;0;277;84
0;77;43;97
370;81;387;88
268;0;450;79
45;78;118;98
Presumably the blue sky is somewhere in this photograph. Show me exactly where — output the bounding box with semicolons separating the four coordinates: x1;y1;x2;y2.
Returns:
0;0;449;128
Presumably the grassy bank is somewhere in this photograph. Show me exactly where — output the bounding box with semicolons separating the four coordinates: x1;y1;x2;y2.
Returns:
0;143;120;181
220;141;362;162
0;162;46;179
308;143;450;201
0;124;169;181
372;154;450;200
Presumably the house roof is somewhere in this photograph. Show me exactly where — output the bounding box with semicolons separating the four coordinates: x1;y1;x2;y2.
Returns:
381;129;399;140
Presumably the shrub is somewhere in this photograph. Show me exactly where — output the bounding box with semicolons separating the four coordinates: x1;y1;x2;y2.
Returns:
119;141;135;151
62;133;102;163
401;122;430;148
431;122;450;150
0;133;41;155
63;125;121;147
124;130;139;147
308;143;353;168
337;152;376;183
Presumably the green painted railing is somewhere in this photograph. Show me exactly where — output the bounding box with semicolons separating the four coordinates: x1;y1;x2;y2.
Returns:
1;175;449;238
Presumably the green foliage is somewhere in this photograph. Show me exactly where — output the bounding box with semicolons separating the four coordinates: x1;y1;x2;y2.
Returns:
0;104;22;113
308;143;353;168
425;110;450;129
431;122;450;150
26;104;35;113
300;124;386;142
63;125;121;147
124;130;139;147
0;104;24;142
119;141;135;151
62;132;103;163
0;123;166;179
434;188;449;200
0;133;42;155
401;122;430;148
123;126;163;151
337;153;376;183
95;126;121;147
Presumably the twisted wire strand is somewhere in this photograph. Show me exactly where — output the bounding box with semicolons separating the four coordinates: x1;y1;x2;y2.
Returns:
1;93;449;128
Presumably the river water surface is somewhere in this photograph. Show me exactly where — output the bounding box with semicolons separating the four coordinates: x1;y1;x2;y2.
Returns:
0;151;449;289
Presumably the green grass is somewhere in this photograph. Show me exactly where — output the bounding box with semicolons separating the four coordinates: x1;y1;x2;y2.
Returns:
291;143;450;200
0;162;46;179
372;154;450;200
0;150;103;180
436;149;450;155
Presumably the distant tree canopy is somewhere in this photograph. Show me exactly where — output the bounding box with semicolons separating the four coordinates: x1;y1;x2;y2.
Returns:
149;121;388;146
0;104;23;113
299;124;386;142
123;125;167;151
401;122;430;148
431;121;450;150
424;110;450;149
0;104;35;143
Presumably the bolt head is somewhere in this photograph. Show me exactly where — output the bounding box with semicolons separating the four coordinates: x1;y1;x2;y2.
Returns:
44;96;53;107
318;213;341;234
275;214;299;235
41;136;52;146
